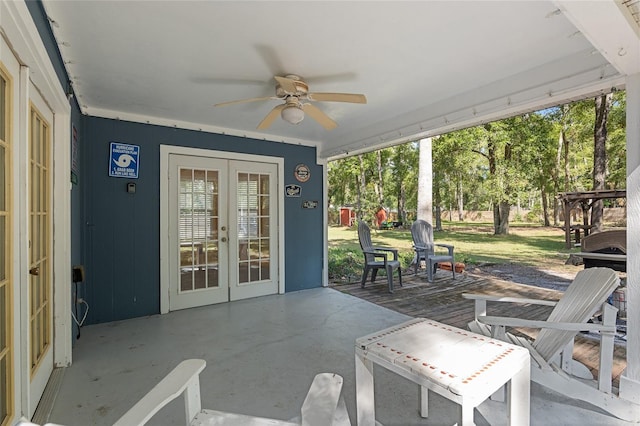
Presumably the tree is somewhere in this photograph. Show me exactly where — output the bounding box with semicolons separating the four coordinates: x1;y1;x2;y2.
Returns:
591;93;612;231
389;143;418;226
432;127;486;223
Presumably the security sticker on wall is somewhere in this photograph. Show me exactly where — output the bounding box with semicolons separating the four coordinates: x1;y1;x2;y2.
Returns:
285;184;302;197
294;164;310;182
109;142;140;178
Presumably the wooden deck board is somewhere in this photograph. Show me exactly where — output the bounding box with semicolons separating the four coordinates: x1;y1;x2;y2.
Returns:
331;270;627;385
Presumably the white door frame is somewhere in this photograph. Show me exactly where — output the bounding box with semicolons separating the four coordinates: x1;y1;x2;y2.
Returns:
1;0;72;421
160;145;285;314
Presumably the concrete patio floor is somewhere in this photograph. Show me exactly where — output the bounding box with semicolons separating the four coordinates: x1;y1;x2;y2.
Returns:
47;287;632;426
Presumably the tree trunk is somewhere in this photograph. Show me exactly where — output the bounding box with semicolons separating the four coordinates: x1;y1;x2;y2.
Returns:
376;150;384;206
553;130;564;225
495;141;512;235
541;187;550;226
457;178;464;221
357;154;365;220
591;93;612;232
563;129;570;192
397;185;406;228
498;201;510;234
434;174;443;231
493;204;501;234
486;129;501;235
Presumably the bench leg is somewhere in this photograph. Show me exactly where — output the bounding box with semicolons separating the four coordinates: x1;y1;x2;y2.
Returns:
355;352;376;426
420;386;428;418
508;361;530;426
461;404;474;426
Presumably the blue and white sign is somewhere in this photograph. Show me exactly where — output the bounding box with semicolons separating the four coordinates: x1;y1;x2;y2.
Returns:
285;184;302;197
109;142;140;178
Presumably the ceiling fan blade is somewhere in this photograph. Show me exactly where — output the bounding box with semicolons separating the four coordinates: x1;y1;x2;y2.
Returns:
302;103;337;130
307;92;367;104
215;96;275;107
257;104;286;130
274;76;298;94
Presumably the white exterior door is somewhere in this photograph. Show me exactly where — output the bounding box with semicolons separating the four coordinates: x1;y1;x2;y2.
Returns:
1;3;73;423
0;35;18;426
228;161;278;301
167;153;280;311
169;155;229;310
27;83;54;418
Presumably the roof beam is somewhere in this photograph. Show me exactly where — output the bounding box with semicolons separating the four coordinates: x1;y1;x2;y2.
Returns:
555;0;640;76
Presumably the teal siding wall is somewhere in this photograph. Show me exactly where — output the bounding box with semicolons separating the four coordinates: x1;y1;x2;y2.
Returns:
83;117;324;323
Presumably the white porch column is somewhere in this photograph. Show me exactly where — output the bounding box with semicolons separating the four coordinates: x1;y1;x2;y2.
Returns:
417;137;433;224
621;72;640;402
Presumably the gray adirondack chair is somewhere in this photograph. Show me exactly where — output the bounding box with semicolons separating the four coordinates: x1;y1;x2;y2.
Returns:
357;221;402;293
463;267;639;422
411;219;455;282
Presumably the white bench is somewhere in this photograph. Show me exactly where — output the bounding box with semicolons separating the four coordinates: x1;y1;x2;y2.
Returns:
355;318;530;426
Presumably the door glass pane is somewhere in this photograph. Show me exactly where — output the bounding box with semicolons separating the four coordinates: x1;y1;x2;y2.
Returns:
179;167;219;293
29;106;50;374
0;147;5;211
0;68;11;426
237;172;271;284
0;76;5;140
0;217;4;282
0;356;7;423
0;285;5;350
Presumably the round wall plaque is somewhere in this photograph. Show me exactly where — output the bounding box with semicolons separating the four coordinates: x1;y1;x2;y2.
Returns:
294;164;311;182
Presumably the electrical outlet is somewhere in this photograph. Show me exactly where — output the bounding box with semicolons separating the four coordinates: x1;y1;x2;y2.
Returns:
72;265;85;282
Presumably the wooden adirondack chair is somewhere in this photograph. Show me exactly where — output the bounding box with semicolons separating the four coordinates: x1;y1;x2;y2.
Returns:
463;267;640;421
357;221;402;293
113;359;350;426
411;219;455;282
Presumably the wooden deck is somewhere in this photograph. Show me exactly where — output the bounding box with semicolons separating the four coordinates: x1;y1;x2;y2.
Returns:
330;269;627;386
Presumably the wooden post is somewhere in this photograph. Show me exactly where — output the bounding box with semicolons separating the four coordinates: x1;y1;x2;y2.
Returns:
564;196;572;249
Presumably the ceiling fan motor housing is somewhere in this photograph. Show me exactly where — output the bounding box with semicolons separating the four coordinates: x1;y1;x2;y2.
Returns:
276;75;308;97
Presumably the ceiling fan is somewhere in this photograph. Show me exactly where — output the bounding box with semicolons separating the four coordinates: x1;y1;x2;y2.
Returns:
214;75;367;130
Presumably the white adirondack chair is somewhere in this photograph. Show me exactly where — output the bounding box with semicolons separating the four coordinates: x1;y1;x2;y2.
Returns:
113;359;351;426
463;267;640;422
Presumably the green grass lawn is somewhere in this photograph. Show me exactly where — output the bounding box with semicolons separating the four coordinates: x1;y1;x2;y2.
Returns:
328;222;577;282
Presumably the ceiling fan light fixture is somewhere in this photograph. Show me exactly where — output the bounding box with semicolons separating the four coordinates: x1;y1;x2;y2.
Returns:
281;105;305;125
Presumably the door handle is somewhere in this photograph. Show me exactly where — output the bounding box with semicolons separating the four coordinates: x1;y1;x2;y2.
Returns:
29;266;40;276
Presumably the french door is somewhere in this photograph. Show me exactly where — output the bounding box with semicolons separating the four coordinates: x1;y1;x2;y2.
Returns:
0;40;16;426
27;85;53;418
0;34;52;425
167;154;279;311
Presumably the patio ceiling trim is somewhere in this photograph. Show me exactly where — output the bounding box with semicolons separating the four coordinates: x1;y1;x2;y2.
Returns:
324;68;624;160
84;105;319;149
556;0;640;76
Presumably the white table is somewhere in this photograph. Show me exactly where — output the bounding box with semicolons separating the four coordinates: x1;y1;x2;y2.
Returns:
355;318;530;426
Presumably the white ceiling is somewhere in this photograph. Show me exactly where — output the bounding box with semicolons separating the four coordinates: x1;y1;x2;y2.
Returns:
42;1;640;160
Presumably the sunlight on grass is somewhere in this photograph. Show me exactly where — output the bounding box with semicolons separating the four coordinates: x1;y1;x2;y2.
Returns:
329;222;574;268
